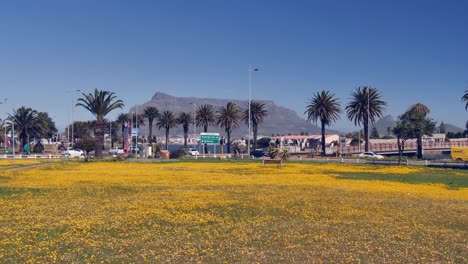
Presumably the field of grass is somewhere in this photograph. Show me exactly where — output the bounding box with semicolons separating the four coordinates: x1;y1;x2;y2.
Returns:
0;160;466;262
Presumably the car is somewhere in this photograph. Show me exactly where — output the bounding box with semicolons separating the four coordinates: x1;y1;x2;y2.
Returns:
109;147;124;155
62;148;85;158
129;146;143;154
187;147;199;156
250;149;269;158
357;152;384;159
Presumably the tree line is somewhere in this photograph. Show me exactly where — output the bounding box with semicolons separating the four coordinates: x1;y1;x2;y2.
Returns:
2;88;467;158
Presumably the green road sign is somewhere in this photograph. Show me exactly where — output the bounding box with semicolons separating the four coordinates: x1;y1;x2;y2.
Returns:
200;133;219;144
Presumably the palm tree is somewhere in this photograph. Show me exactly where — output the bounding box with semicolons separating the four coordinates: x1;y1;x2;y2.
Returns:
76;89;124;158
143;106;159;143
115;113;130;146
196;104;215;153
217;102;242;153
7;107;43;151
462;89;468;110
156;110;177;150
244;101;268;150
305;91;341;156
177;112;193;148
346;86;387;152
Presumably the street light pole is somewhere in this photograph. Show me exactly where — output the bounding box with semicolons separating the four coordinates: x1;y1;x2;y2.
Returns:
191;103;197;147
248;64;259;157
367;87;370;152
4;121;14;163
69;89;81;147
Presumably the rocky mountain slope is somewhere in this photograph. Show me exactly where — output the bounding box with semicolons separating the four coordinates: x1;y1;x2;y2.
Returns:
129;92;337;138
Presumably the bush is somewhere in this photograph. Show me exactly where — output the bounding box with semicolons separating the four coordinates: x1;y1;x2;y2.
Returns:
268;146;280;159
170;148;188;159
32;143;44;153
257;137;272;148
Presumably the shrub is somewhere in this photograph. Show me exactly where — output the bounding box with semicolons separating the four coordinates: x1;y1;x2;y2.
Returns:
268;146;280;159
170;148;188;159
32;143;44;153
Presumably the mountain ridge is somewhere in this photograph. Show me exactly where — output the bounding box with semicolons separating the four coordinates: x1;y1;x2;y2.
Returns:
130;92;338;138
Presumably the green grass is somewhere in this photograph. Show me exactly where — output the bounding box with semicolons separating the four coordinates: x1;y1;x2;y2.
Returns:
336;170;468;188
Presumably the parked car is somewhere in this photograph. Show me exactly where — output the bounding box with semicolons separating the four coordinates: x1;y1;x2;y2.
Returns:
109;147;124;155
250;149;269;158
357;152;384;159
129;146;143;154
187;147;199;156
62;148;85;158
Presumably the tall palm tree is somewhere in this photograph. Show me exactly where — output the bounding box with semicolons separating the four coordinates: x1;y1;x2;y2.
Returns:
305;91;341;156
143;106;159;143
7;107;43;151
346;86;387;152
76;89;124;158
196;104;215;153
462;89;468;110
177;112;193;148
244;101;268;150
217;102;242;153
156;110;177;150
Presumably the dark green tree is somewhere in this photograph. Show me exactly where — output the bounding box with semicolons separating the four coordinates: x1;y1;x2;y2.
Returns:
439;122;447;134
407;103;434;159
156;110;177;150
216;102;242;153
346;86;387;152
143;106;159;143
7;107;43;151
177;112;193;148
305;91;341;156
115;113;130;146
76;89;124;158
462;89;468;110
196;104;215;153
243;101;268;150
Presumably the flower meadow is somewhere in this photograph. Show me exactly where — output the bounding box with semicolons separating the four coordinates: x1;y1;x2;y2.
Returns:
0;161;466;263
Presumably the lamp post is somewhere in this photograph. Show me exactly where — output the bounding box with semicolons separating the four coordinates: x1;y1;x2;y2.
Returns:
367;87;370;152
68;89;81;147
4;120;14;163
248;64;259;157
191;103;197;147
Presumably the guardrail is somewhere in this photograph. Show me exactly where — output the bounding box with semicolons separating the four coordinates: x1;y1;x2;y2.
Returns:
0;154;63;159
290;157;468;169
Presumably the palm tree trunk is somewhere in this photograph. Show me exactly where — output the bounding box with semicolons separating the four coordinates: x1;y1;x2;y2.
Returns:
253;123;258;150
204;125;208;153
417;137;423;159
364;119;369;152
165;127;169;150
95;119;104;158
227;130;231;153
321;121;326;157
148;120;153;143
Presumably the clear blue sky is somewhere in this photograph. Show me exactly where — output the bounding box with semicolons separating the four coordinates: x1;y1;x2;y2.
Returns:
1;0;467;132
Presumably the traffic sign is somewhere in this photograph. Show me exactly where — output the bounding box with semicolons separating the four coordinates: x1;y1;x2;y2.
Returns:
200;133;219;144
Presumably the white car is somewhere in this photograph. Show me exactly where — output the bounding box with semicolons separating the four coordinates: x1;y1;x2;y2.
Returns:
62;148;85;158
358;152;384;159
187;147;199;156
109;147;124;155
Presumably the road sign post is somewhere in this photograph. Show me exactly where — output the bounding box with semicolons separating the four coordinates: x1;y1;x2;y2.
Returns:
200;133;219;158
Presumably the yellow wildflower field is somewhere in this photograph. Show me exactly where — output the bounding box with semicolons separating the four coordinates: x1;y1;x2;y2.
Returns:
0;161;466;263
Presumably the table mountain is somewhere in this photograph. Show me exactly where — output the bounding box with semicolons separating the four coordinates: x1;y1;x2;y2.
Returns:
129;92;337;138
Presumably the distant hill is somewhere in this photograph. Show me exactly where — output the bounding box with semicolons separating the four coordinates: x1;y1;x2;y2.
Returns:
129;92;338;138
